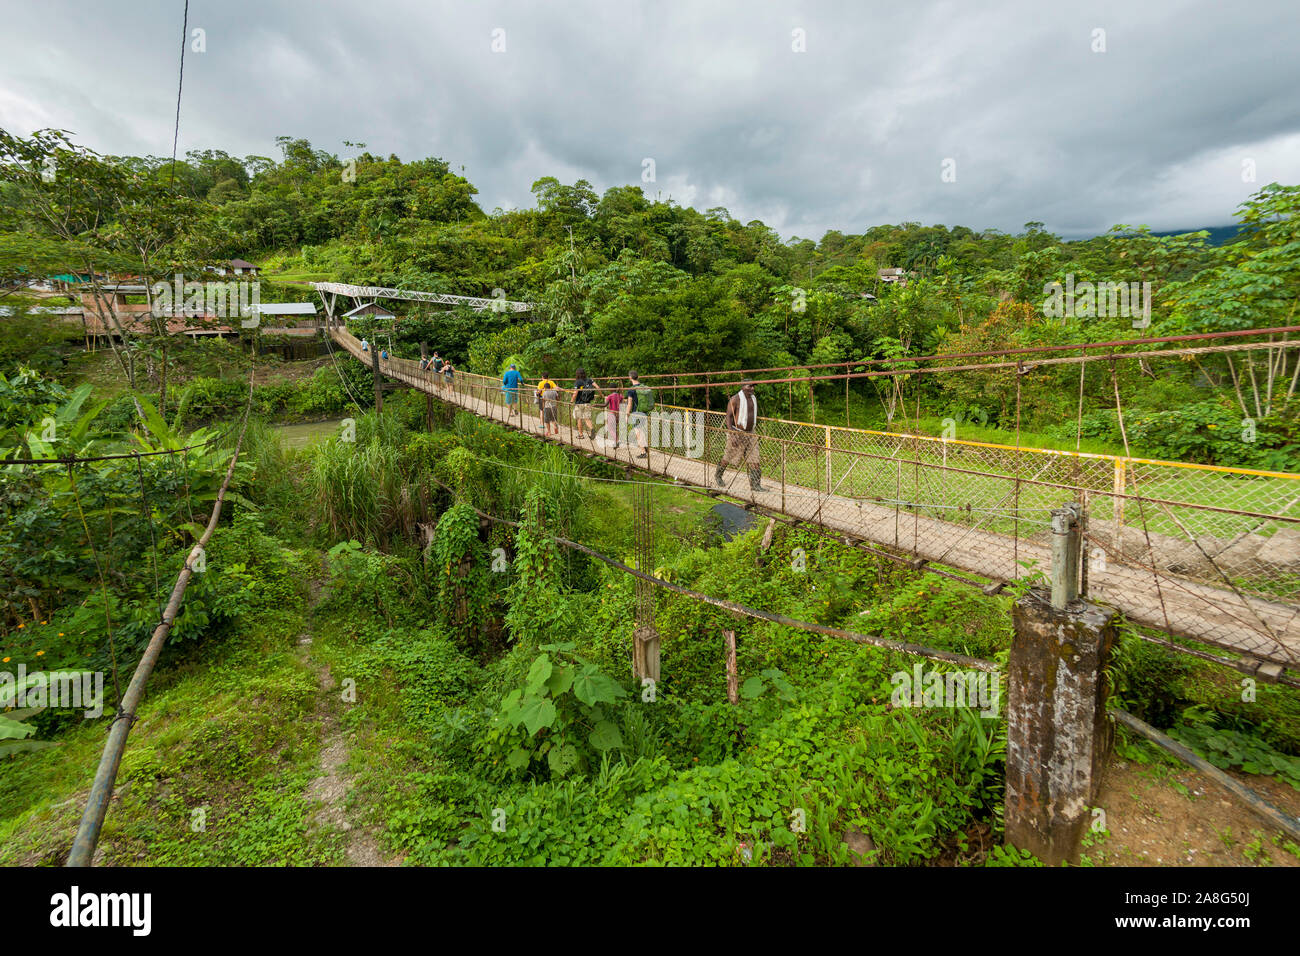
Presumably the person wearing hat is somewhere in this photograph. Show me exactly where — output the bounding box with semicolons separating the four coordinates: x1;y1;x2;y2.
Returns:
502;363;523;418
714;381;765;491
535;374;558;428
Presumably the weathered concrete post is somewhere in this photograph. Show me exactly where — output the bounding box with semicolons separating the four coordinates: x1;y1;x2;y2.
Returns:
1005;503;1117;865
370;336;383;414
633;625;660;684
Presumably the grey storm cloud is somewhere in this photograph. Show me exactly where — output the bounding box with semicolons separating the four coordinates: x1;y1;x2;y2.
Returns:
2;0;1298;239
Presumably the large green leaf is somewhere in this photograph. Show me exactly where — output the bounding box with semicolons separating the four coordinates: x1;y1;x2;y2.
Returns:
4;707;44;722
131;396;176;450
589;720;624;751
545;665;574;697
526;654;553;695
547;743;580;775
539;641;576;653
0;740;57;756
0;715;37;740
572;667;627;706
518;696;556;736
762;669;797;701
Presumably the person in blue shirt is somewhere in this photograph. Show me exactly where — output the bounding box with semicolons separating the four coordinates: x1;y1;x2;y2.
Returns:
502;363;523;418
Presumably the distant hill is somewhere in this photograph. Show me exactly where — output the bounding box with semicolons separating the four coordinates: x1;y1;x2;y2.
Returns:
1151;224;1241;245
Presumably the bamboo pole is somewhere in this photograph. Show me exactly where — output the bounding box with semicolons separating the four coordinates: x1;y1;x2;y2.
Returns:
1111;709;1300;843
67;378;255;867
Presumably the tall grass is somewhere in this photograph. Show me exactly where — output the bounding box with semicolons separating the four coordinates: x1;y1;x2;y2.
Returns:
306;413;436;549
497;444;589;536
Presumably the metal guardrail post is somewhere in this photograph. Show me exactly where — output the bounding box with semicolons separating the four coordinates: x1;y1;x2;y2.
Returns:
824;425;832;495
1051;502;1083;609
1112;458;1126;545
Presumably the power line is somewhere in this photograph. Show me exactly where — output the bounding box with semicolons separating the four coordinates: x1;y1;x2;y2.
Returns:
426;474;999;673
3;431;229;467
169;0;189;186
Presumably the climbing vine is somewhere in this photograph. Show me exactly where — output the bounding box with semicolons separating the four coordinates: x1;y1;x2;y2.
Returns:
430;502;491;644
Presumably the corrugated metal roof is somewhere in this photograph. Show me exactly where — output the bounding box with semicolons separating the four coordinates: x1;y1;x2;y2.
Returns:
253;302;317;315
0;306;83;316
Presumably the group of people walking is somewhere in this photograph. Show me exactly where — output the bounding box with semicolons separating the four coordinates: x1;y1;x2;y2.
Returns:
357;327;766;492
358;337;455;389
499;366;766;490
417;350;457;391
500;366;657;457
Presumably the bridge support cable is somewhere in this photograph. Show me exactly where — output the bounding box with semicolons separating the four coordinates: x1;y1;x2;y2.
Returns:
426;476;997;673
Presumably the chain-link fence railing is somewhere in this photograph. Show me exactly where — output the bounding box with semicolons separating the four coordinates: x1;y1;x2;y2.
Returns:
331;328;1300;665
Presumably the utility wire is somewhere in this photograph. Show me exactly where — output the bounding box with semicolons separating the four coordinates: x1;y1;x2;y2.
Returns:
169;0;189;186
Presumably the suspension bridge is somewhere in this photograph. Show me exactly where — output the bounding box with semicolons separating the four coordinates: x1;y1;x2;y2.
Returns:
313;290;1300;677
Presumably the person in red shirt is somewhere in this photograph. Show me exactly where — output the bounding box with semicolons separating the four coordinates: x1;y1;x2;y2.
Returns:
603;387;622;449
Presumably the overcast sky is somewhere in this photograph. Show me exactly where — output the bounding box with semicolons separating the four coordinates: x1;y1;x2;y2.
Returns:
2;0;1298;241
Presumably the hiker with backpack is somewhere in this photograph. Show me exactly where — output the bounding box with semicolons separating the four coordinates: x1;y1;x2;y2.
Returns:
626;371;654;459
572;368;600;440
714;381;765;491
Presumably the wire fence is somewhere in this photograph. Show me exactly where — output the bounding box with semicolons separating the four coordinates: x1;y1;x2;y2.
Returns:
331;328;1300;667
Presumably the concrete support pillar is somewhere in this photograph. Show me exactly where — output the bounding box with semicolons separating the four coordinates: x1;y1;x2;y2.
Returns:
1005;589;1117;865
633;624;660;684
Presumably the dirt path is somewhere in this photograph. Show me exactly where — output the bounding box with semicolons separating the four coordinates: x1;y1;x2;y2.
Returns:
1092;757;1300;866
297;574;401;866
